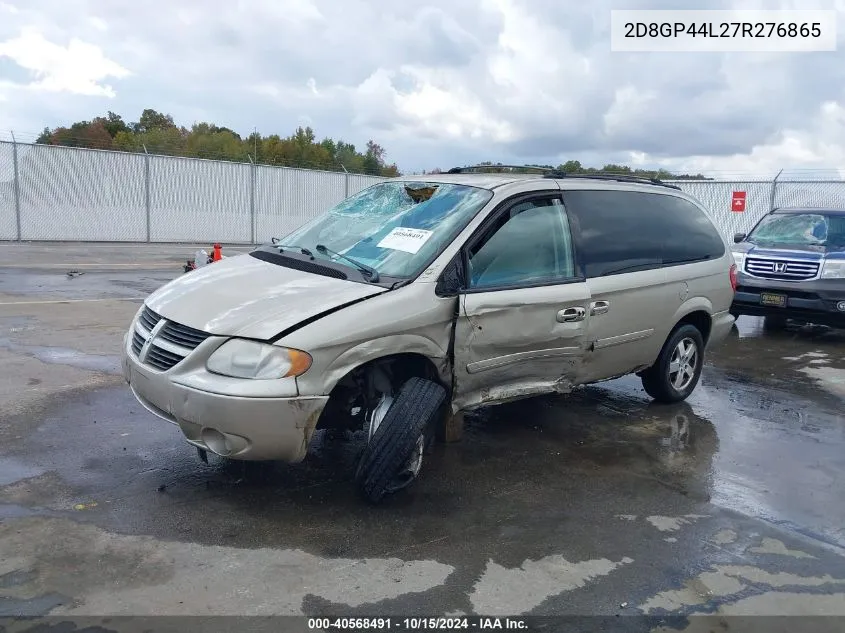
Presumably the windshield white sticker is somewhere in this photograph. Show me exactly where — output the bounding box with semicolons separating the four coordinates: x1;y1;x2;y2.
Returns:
377;227;434;254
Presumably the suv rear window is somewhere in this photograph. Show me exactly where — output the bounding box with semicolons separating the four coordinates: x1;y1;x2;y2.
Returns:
562;190;725;278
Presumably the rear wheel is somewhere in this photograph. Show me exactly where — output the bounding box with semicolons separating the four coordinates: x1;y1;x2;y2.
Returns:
354;377;447;504
641;324;705;404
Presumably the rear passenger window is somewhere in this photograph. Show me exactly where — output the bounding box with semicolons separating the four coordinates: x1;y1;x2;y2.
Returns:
562;190;725;278
657;195;726;264
467;197;576;289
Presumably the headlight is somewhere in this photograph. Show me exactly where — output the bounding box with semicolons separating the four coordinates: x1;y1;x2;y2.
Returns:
206;340;312;379
731;250;745;271
821;259;845;279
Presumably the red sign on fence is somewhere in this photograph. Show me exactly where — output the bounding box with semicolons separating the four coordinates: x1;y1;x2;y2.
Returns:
731;191;747;212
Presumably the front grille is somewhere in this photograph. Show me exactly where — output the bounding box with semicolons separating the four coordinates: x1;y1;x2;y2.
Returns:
132;306;211;371
140;306;161;331
131;331;144;355
744;257;820;281
157;321;210;348
145;345;185;372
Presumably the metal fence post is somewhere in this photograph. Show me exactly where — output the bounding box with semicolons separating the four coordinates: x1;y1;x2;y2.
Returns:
341;163;349;197
143;145;151;242
768;169;783;212
11;133;21;241
248;155;256;244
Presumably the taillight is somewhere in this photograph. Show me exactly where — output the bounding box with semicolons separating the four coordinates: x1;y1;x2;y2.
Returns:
729;263;737;292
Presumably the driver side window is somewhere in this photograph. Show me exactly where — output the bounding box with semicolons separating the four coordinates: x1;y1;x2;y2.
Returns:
467;197;576;290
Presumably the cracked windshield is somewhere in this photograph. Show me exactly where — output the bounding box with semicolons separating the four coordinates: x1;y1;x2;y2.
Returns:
282;181;492;277
749;212;845;246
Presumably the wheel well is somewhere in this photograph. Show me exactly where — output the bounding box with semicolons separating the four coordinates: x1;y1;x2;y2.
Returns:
315;353;444;432
677;310;712;344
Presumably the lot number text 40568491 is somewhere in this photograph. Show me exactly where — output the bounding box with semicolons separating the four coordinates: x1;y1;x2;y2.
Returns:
307;617;528;630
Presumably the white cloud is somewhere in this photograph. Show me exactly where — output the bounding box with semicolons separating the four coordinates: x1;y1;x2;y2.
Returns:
88;17;108;32
0;28;129;97
1;0;844;175
654;101;845;177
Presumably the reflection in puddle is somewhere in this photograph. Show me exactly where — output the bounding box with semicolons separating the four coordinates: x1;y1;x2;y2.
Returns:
462;385;719;503
460;370;844;549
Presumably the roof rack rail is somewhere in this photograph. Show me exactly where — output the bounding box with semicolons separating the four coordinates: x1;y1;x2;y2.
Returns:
446;165;682;190
545;172;682;191
446;165;553;174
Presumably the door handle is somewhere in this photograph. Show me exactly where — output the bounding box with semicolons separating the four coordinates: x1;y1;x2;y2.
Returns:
557;307;586;323
590;300;610;316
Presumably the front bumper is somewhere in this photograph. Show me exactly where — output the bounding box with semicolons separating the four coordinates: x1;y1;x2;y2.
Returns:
122;332;328;463
731;274;845;327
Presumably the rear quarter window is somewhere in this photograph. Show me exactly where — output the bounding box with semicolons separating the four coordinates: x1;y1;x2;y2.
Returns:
562;190;725;278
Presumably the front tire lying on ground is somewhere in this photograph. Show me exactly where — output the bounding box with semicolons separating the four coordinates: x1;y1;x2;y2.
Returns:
640;324;705;404
355;376;448;504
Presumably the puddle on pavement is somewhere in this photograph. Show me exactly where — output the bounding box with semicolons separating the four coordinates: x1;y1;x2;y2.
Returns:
0;503;45;520
0;270;171;300
0;339;121;375
0;457;45;487
2;334;843;554
454;371;845;549
461;383;720;502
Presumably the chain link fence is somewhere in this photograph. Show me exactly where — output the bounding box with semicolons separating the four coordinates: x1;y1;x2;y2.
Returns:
2;139;845;243
0;141;383;243
667;178;845;239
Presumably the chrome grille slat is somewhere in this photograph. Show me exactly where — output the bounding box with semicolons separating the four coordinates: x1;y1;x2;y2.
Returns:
140;307;161;331
131;332;144;355
744;256;820;281
157;322;209;348
131;306;210;372
146;349;180;371
147;346;183;365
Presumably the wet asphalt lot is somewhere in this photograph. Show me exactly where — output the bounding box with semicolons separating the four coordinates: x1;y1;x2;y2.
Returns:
1;243;845;629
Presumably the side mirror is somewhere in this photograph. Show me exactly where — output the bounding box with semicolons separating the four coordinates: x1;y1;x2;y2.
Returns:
435;255;465;296
733;233;746;244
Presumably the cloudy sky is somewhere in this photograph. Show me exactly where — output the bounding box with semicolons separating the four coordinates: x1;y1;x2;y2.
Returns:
0;0;844;176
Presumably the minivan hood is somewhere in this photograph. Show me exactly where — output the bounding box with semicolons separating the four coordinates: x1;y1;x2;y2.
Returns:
145;253;387;340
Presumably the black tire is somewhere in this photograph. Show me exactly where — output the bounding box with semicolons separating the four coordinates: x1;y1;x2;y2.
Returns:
641;324;705;404
354;377;447;504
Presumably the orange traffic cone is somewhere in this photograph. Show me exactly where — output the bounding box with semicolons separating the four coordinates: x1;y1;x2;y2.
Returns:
212;243;222;262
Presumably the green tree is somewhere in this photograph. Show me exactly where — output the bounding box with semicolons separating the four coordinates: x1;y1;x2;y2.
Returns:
97;111;130;138
34;108;403;175
133;109;177;134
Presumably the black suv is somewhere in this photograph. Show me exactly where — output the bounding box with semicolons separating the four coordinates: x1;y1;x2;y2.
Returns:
730;207;845;329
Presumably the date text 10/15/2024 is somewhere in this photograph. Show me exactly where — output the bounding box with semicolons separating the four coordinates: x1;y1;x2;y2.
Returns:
308;617;528;630
610;9;837;52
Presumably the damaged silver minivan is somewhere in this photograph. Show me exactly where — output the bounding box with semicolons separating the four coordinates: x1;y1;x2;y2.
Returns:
122;168;736;503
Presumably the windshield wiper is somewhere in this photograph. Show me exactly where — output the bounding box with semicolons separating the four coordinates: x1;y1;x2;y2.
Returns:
315;244;380;282
271;240;313;258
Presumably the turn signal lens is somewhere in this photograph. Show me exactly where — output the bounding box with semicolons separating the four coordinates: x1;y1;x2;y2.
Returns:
285;349;313;377
729;264;737;292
